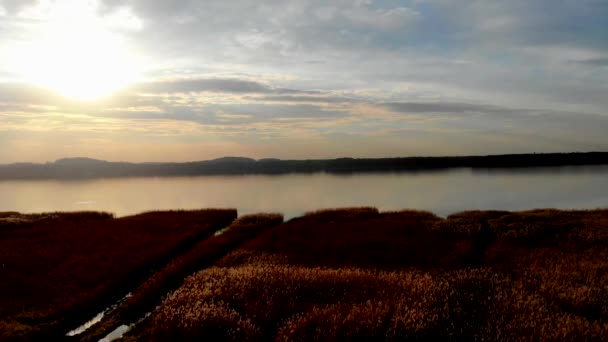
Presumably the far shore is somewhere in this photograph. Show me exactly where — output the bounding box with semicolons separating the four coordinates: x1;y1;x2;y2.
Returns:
1;152;608;180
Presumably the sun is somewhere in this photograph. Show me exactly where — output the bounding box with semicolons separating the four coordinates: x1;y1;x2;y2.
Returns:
13;1;143;100
20;29;141;100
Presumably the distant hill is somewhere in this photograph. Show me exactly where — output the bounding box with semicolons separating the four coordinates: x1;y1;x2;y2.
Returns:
0;152;607;180
54;157;108;166
205;157;257;164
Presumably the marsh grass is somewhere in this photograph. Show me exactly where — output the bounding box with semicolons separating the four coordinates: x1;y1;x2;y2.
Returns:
239;208;475;269
3;207;607;340
135;208;608;341
124;213;284;318
79;213;283;342
144;253;608;340
0;211;114;228
0;209;236;340
299;207;380;222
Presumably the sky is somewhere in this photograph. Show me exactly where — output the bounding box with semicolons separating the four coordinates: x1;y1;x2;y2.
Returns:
0;0;607;163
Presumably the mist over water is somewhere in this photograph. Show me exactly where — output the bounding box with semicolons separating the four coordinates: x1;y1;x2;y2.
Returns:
1;166;607;219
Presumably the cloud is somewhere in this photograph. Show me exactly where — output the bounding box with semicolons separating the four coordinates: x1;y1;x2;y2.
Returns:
384;102;506;114
213;103;348;120
135;78;319;95
0;82;160;112
342;6;420;31
570;58;608;67
422;0;608;49
0;0;37;15
0;83;58;104
2;0;608;162
251;95;356;104
137;78;272;94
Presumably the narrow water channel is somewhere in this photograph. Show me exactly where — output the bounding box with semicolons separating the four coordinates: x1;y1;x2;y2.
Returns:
66;293;132;337
67;226;235;340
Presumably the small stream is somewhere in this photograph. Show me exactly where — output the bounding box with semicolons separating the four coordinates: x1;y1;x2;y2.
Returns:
98;325;129;342
66;311;106;337
66;293;132;337
67;226;234;341
98;309;155;342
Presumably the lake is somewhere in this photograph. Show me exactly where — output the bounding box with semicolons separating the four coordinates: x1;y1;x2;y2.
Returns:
1;165;607;219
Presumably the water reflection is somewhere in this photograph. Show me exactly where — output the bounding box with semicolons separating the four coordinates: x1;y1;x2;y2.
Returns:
1;166;607;219
471;164;608;175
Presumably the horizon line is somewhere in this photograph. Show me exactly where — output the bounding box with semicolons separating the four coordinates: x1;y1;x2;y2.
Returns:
2;151;607;166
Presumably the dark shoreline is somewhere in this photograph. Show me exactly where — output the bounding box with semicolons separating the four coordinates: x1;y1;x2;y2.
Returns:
1;152;608;180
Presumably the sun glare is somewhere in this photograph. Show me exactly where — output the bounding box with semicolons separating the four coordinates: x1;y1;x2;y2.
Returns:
13;0;143;100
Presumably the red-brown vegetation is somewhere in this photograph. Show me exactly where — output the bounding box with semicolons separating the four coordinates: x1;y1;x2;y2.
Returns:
240;208;474;269
77;213;283;342
3;207;607;341
126;213;284;317
134;208;608;341
0;209;236;340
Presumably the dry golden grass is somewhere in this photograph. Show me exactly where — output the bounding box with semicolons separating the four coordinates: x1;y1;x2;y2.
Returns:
144;252;608;340
133;208;608;341
123;213;284;317
78;213;283;342
4;208;607;340
147;253;446;340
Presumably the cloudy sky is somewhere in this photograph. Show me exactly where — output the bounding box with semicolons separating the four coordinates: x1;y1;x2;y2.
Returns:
1;0;607;163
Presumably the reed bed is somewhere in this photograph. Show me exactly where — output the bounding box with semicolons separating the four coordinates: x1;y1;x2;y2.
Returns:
0;209;236;340
135;208;608;341
145;252;608;340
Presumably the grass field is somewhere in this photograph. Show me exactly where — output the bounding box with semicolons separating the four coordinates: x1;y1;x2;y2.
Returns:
77;213;284;342
0;209;236;340
128;208;608;341
2;208;607;341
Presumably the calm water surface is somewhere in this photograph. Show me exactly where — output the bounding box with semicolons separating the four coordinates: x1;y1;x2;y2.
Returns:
1;166;607;219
